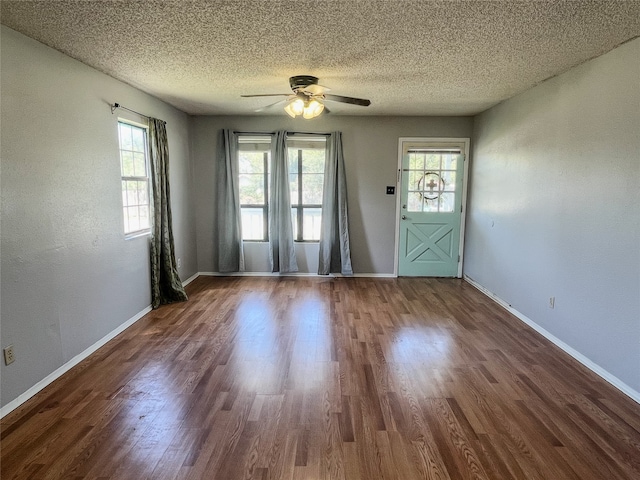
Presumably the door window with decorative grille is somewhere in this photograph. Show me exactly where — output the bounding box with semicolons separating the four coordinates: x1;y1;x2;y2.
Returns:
406;148;460;213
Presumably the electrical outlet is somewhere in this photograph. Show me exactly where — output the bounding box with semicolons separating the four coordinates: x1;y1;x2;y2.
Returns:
549;297;555;309
177;258;182;268
4;345;15;365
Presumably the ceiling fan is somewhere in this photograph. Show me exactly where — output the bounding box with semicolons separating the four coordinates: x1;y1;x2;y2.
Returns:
241;75;371;119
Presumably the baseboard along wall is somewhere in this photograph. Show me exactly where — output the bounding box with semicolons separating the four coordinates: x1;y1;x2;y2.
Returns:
463;274;640;405
4;271;636;418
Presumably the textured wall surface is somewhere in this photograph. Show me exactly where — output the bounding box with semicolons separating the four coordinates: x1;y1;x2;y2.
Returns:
465;38;640;393
191;115;473;275
0;26;197;408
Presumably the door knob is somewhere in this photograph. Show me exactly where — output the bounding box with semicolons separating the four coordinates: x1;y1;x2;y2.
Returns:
402;215;407;220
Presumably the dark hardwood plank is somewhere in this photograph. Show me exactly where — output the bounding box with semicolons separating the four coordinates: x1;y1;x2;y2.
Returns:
2;276;639;479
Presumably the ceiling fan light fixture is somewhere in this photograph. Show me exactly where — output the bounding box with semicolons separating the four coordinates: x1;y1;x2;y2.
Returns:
244;75;370;117
303;99;324;119
284;97;305;117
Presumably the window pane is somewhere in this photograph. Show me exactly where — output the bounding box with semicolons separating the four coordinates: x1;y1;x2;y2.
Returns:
291;207;298;239
119;122;150;235
119;123;132;150
139;206;150;230
408;171;422;190
442;171;456;191
123;207;130;232
288;144;326;241
121;151;134;176
423;198;439;212
126;181;138;207
439;193;455;212
408;192;422;212
422;173;443;198
132;128;145;152
127;206;140;232
288;150;298;174
302;208;322;241
133;152;146;177
301;150;325;173
442;154;458;170
289;173;299;205
302;174;323;204
425;154;440;169
137;180;149;204
241;207;265;240
239;174;266;205
239;151;265;174
409;153;424;170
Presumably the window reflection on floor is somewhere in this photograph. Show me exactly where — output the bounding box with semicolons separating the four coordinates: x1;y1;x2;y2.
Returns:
388;327;452;365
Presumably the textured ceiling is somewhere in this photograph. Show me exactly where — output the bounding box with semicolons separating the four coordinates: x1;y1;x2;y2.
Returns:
2;0;639;116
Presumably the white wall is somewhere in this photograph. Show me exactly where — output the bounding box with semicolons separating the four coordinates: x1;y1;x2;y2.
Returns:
0;26;198;408
192;115;473;274
465;38;640;394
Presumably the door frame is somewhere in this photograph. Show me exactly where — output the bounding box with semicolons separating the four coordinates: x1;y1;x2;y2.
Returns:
394;137;471;277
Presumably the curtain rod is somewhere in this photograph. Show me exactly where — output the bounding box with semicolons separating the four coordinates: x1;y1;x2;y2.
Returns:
289;132;331;137
232;130;331;136
111;103;149;118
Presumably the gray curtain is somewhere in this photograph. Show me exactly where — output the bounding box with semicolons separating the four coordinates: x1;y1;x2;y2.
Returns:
269;131;298;273
216;129;245;272
148;118;188;308
318;132;353;275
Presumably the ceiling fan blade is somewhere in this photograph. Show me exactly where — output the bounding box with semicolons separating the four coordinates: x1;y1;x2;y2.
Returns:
255;99;287;112
324;94;371;107
301;84;330;95
241;93;291;98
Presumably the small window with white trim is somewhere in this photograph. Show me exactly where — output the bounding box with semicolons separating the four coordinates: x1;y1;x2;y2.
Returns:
238;136;271;241
287;136;326;241
118;121;151;235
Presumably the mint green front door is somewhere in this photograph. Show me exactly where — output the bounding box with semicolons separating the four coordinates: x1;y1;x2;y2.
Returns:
398;141;466;277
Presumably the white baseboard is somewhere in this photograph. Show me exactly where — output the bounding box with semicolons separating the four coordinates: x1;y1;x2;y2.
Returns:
182;272;199;286
2;271;200;418
198;271;396;278
0;305;152;419
343;273;396;278
198;271;318;277
464;275;640;405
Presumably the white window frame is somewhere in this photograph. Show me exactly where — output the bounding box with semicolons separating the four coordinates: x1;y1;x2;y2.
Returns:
235;134;327;243
287;136;327;242
118;120;151;237
238;136;271;242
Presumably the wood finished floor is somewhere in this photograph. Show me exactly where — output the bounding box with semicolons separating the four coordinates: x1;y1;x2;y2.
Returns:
2;277;639;479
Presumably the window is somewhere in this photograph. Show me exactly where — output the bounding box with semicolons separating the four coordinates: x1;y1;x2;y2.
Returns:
288;137;326;241
406;147;461;213
118;121;151;235
238;136;271;241
236;134;326;242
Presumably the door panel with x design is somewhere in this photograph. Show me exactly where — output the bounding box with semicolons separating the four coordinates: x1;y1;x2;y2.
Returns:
398;142;465;277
